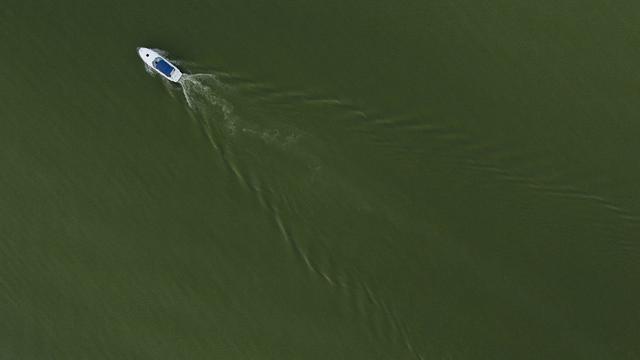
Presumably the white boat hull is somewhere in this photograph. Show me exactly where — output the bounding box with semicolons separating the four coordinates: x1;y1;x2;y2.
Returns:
137;47;183;82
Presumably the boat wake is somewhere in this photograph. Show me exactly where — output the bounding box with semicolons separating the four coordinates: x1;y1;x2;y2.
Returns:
179;74;236;149
178;73;306;150
172;70;428;359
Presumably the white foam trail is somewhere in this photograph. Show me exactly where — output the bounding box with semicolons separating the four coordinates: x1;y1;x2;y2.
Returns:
177;73;305;150
179;74;237;135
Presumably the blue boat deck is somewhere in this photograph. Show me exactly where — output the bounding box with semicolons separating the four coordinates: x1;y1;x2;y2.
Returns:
153;58;174;77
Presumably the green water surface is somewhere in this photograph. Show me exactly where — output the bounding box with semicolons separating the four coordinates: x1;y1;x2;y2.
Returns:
1;0;639;358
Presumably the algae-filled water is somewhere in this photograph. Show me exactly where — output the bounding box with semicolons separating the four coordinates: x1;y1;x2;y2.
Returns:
1;1;640;358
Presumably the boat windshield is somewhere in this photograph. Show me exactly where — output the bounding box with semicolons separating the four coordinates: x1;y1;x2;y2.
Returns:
153;57;174;77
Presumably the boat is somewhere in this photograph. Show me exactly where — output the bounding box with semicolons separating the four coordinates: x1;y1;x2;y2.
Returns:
137;47;183;82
